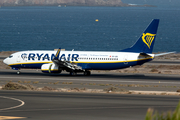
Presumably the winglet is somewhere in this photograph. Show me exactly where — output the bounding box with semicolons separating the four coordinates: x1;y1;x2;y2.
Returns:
54;48;61;60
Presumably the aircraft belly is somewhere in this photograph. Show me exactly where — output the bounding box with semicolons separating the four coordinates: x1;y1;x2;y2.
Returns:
11;63;43;69
79;61;137;70
78;58;153;70
9;58;152;70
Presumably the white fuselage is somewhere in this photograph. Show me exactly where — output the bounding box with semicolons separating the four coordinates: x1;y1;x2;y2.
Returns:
3;50;154;70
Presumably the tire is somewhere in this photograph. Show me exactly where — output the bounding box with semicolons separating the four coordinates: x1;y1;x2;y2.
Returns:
70;71;77;76
17;71;20;75
84;71;91;76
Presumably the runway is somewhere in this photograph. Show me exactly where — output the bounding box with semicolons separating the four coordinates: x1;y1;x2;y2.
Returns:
0;70;180;119
0;91;179;120
1;69;180;91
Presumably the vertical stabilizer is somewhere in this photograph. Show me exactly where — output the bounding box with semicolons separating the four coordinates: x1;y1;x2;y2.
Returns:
120;19;159;53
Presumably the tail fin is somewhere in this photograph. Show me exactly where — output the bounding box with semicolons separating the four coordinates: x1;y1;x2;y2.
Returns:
120;19;159;53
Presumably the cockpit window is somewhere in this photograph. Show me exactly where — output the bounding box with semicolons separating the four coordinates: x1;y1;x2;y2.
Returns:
9;55;13;58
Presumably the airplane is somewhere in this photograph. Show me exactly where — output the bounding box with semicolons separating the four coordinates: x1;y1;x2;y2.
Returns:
3;19;174;75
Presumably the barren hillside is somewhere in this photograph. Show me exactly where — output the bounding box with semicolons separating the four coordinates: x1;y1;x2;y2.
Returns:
0;0;126;6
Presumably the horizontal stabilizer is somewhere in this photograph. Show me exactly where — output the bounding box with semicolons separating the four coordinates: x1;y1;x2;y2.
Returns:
154;51;176;57
139;52;152;57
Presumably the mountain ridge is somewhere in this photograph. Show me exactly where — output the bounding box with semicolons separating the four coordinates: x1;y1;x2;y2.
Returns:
0;0;127;7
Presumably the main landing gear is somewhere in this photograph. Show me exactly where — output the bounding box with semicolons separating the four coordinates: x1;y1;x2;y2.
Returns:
84;71;91;76
70;71;77;76
69;70;91;76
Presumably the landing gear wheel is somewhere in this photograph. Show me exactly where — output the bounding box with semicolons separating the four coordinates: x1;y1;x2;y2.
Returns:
84;71;91;76
70;71;77;76
17;71;20;75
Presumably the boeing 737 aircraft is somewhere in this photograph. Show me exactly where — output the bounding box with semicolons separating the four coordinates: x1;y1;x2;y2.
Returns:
3;19;174;75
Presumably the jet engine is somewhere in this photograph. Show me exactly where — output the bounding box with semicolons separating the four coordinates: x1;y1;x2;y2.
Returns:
41;63;62;73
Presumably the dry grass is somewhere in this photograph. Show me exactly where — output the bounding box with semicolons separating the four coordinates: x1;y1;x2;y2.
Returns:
18;80;23;83
2;82;35;90
145;101;180;120
23;81;31;84
54;81;59;85
62;82;73;84
177;89;180;92
41;86;56;91
33;81;39;84
71;88;80;91
150;68;159;72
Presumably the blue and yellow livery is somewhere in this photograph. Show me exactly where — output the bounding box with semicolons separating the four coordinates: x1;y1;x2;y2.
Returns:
3;19;174;75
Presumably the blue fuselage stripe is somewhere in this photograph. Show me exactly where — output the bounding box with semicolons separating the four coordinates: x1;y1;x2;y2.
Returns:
10;58;152;70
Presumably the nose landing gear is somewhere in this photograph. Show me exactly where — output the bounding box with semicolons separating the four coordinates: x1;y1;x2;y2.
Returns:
17;69;20;75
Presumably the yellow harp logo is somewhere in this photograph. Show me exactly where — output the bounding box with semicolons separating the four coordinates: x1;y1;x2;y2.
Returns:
142;33;156;49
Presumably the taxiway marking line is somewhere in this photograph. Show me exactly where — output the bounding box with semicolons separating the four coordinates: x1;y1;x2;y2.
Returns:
0;76;180;84
0;96;25;111
0;116;25;120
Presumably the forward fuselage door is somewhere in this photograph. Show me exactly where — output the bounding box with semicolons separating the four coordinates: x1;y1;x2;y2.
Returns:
17;54;21;63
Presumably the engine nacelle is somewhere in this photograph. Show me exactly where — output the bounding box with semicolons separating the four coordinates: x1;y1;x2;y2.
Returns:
41;63;62;73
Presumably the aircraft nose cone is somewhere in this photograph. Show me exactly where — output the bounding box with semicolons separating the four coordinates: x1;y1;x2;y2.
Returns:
3;58;8;65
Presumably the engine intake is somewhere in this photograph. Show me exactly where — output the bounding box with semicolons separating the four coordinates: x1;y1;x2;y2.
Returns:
41;63;62;73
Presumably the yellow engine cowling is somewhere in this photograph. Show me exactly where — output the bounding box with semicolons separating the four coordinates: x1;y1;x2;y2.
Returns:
41;63;62;73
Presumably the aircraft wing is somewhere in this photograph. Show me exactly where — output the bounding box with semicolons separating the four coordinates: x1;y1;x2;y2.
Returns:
52;48;82;70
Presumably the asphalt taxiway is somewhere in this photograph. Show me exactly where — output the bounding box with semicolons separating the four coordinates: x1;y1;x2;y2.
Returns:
0;91;179;120
1;70;180;120
1;69;180;91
